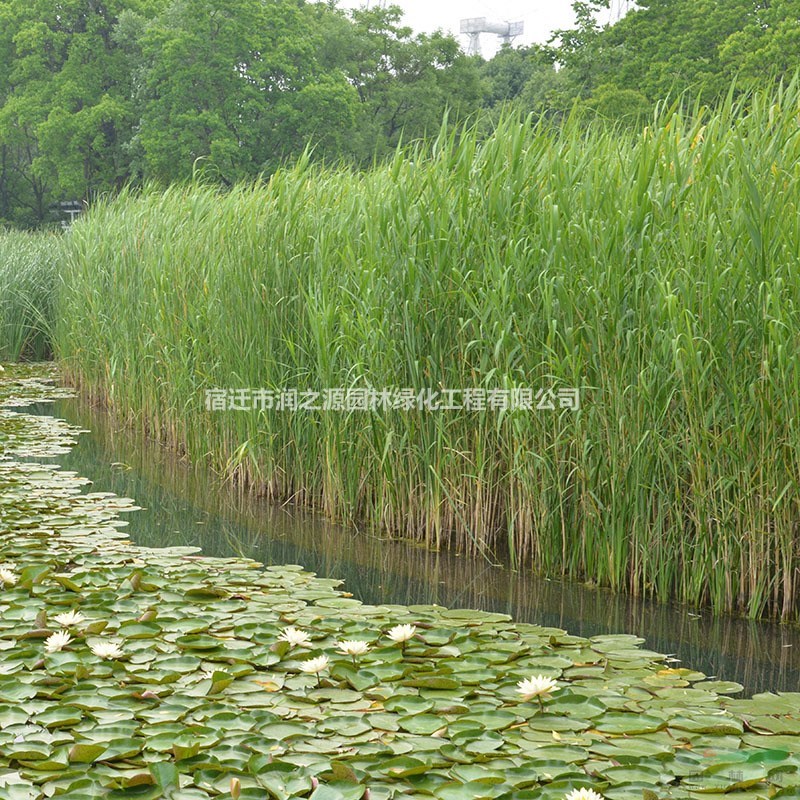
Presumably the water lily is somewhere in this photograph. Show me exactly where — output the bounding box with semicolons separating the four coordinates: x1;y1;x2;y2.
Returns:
299;655;329;688
53;610;85;628
565;790;604;800
278;626;311;648
300;655;329;674
337;640;370;664
44;630;72;653
517;674;559;700
387;624;416;652
90;640;124;660
517;674;560;712
0;567;18;587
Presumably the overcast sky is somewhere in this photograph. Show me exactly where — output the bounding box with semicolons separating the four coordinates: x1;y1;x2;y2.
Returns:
334;1;633;58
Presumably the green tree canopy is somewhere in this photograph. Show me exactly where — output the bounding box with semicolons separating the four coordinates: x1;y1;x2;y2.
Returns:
3;0;800;227
0;0;481;225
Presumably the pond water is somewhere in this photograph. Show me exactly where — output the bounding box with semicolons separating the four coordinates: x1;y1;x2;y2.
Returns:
25;397;800;695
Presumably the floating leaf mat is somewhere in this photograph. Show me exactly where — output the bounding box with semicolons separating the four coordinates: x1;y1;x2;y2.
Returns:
0;363;799;799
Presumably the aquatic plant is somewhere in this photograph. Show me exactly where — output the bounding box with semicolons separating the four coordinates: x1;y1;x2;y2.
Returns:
0;230;61;360
1;365;800;799
89;639;125;659
55;79;800;619
44;630;72;652
337;640;371;657
565;790;604;800
387;623;417;643
299;654;330;688
0;565;18;586
517;675;560;702
279;626;312;648
52;610;85;628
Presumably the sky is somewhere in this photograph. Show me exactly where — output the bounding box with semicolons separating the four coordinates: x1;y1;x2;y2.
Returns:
334;1;633;58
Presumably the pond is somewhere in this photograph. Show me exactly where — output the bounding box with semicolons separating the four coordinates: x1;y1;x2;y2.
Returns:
26;397;800;696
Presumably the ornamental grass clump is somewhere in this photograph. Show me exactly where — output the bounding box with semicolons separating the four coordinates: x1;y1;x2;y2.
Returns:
0;230;61;361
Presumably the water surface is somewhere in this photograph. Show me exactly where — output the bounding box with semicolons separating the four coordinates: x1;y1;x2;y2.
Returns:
26;397;800;695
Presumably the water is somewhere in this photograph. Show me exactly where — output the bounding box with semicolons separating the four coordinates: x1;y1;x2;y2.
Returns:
24;397;800;695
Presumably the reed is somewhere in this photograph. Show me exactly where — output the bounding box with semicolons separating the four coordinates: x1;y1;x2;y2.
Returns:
0;230;61;361
55;80;800;620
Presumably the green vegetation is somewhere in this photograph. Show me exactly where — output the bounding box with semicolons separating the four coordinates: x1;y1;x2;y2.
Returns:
54;82;800;621
0;230;60;360
0;0;479;226
4;0;800;227
483;0;800;122
3;363;800;799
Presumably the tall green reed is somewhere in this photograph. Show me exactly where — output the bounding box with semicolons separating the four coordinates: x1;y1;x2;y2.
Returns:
0;230;61;361
55;79;800;620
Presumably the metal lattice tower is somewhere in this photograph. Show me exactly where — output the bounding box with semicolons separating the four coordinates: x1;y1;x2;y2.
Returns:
460;18;524;57
610;0;634;22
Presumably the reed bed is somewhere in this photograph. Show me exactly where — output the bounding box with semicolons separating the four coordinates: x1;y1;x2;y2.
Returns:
0;230;61;361
55;81;800;620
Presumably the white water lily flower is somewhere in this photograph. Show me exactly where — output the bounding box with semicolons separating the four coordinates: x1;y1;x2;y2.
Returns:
53;610;85;628
517;674;560;701
565;789;604;800
278;626;311;648
337;640;370;657
299;655;329;675
0;567;18;587
387;624;416;644
45;630;72;653
90;640;124;660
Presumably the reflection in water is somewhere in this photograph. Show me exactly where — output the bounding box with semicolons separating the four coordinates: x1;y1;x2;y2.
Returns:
28;399;800;695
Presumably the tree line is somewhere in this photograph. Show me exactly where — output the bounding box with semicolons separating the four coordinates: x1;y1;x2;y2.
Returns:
1;0;798;227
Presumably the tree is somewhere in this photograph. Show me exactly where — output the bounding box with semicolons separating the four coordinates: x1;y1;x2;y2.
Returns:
719;0;800;86
0;0;163;225
548;0;760;110
318;5;482;163
130;0;353;182
480;44;551;108
0;0;479;222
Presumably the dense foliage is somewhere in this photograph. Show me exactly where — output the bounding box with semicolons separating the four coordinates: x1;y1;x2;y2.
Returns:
2;0;800;227
0;230;60;359
0;0;480;226
55;82;800;620
482;0;800;121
